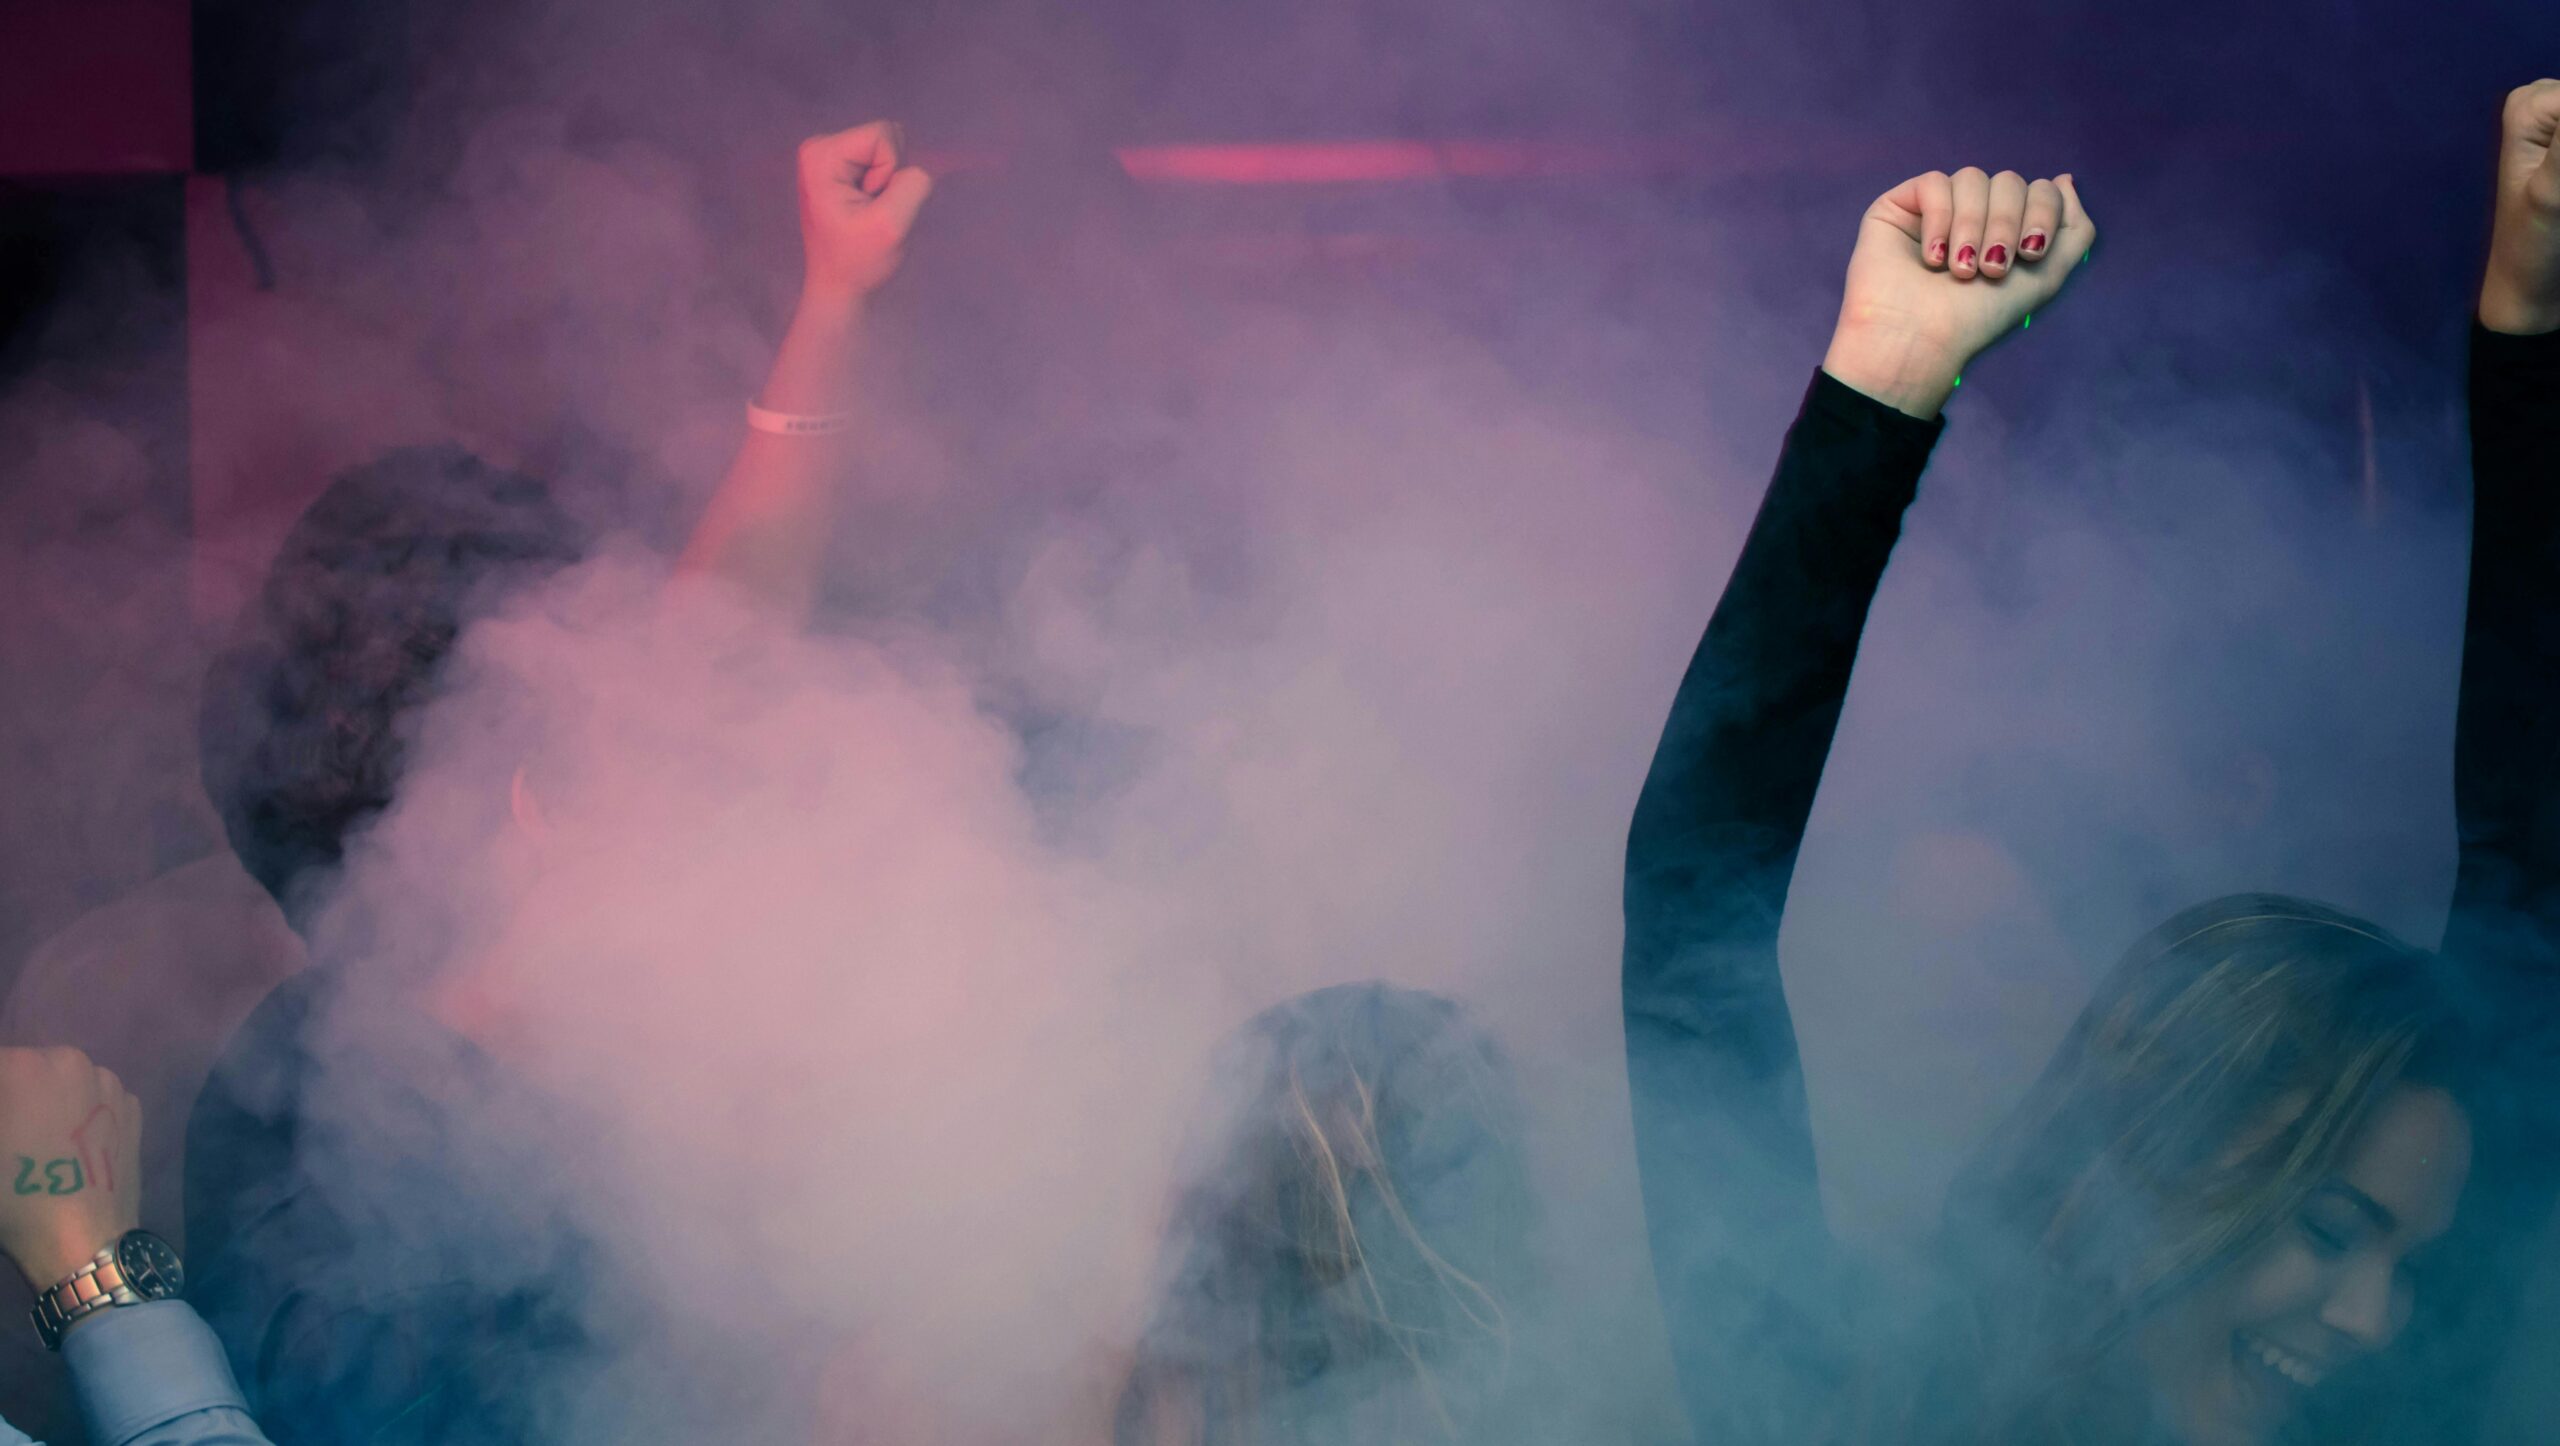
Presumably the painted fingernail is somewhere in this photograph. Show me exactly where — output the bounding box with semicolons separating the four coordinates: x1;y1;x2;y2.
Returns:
1928;239;1948;264
1985;244;2008;268
2021;232;2047;254
1955;244;1977;269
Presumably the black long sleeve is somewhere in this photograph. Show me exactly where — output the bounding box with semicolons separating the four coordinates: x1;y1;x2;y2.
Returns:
2405;325;2560;1446
1623;371;1943;1446
2444;324;2560;992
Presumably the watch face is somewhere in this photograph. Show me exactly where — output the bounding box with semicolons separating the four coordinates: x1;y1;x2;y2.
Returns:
115;1232;183;1300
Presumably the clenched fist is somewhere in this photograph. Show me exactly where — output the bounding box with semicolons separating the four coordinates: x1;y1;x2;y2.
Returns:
0;1048;141;1291
1823;167;2097;417
2481;80;2560;335
798;120;934;305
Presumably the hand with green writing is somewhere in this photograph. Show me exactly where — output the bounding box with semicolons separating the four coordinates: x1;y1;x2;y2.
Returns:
0;1048;140;1290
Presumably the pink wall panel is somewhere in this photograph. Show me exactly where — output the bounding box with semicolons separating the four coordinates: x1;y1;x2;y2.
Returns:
0;0;191;176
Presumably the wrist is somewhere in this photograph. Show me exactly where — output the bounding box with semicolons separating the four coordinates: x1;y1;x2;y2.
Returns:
1822;322;1966;419
14;1225;121;1295
2478;277;2560;335
793;282;874;326
2481;205;2560;334
753;292;870;419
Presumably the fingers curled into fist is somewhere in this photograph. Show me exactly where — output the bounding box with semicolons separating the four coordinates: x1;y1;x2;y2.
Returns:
797;118;936;305
1826;164;2095;416
1896;167;2080;282
2483;80;2560;334
2504;78;2560;200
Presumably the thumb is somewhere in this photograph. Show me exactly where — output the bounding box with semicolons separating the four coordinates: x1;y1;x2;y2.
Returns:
869;167;935;238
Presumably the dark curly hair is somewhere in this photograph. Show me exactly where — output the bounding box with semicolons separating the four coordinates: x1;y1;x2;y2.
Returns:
198;446;587;931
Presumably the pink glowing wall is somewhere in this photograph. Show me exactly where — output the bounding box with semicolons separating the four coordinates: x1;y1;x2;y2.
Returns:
0;1;190;177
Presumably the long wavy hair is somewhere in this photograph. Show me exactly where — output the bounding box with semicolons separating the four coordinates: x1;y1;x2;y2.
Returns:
1872;894;2477;1446
1116;983;1537;1446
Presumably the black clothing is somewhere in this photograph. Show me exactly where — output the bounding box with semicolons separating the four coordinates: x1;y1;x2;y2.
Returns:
1622;370;1938;1445
1623;332;2560;1445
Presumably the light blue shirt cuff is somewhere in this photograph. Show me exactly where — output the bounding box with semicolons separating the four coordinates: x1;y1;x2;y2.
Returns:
60;1302;254;1446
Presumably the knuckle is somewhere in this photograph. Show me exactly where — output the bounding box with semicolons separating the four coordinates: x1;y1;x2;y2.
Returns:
1952;165;1989;183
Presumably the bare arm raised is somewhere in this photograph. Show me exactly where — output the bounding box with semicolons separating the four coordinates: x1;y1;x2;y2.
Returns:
676;121;934;618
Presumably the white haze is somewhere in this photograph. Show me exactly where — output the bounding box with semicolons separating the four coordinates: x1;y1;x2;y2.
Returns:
7;0;2545;1439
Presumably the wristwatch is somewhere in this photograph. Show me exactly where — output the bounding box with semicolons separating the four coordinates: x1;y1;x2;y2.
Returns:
29;1230;183;1349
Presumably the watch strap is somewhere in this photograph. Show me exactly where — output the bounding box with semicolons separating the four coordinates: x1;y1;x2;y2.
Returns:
31;1246;140;1351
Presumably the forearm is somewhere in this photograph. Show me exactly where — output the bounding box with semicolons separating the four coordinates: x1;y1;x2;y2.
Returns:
675;293;872;618
2446;325;2560;982
1624;370;1943;985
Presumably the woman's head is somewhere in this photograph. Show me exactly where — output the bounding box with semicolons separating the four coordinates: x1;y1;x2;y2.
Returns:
1937;894;2477;1446
1117;983;1535;1446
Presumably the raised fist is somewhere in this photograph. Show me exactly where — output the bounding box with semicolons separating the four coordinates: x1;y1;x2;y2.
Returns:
1824;167;2096;416
798;120;935;304
2482;80;2560;334
0;1048;141;1291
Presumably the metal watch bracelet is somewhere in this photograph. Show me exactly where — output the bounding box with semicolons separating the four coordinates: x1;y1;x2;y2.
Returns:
31;1245;141;1350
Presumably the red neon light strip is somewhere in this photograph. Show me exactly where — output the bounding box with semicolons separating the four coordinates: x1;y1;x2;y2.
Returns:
1112;139;1676;185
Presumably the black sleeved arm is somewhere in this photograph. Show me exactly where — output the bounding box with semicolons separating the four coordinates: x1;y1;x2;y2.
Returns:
1623;370;1943;1446
2411;325;2560;1446
2444;324;2560;993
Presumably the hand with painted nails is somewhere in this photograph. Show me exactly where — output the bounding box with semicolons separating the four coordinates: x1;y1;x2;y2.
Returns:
1823;167;2096;417
0;1048;141;1292
797;119;935;306
2480;80;2560;335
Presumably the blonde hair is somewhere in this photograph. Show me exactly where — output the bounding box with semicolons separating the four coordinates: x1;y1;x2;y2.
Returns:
1882;894;2472;1446
1117;984;1535;1446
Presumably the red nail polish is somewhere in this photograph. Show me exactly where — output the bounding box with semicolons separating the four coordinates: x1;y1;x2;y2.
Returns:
1929;239;1948;263
1985;244;2008;267
1955;245;1977;268
2022;233;2047;254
